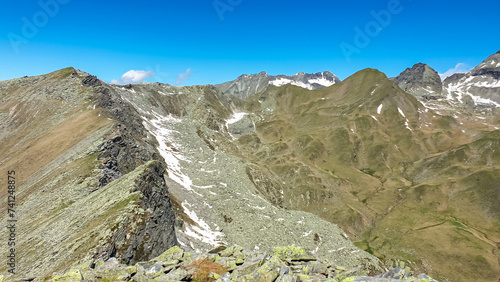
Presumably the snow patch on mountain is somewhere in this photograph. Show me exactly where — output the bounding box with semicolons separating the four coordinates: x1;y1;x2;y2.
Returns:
307;77;337;87
142;114;195;192
226;112;248;125
397;108;406;118
377;104;383;114
181;201;226;248
467;92;500;107
269;78;315;90
268;72;339;90
444;77;500;107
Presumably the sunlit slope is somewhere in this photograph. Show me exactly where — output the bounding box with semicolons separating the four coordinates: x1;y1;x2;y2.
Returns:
0;68;177;279
235;68;500;281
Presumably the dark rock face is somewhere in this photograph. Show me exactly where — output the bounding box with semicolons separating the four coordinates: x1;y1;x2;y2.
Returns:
443;72;466;85
102;161;178;265
470;68;500;80
87;83;178;264
82;75;102;87
99;158;122;187
91;86;161;186
394;63;443;97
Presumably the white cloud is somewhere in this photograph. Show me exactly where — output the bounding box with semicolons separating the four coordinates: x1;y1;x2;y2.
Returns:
110;70;156;85
439;63;471;80
175;68;191;85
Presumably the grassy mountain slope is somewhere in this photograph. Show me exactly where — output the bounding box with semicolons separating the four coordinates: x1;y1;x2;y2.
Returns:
233;69;500;281
0;68;177;279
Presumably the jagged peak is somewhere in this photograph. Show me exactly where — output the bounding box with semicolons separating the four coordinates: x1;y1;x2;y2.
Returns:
237;71;268;79
393;62;442;97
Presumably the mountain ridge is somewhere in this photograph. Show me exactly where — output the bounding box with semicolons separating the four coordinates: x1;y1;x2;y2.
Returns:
1;50;500;281
215;70;341;98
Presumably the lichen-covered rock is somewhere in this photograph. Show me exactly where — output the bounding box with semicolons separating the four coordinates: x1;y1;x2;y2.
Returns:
274;246;316;261
51;269;83;281
238;256;285;282
219;245;244;257
154;246;184;262
95;266;137;281
296;273;329;281
48;245;437;282
215;257;239;271
302;261;328;275
231;253;266;277
161;268;191;281
143;262;163;277
276;273;297;282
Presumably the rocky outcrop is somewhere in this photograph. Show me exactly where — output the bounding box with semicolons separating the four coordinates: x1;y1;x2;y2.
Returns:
47;245;438;281
394;63;443;99
94;161;178;265
81;75;102;87
80;82;179;263
86;84;165;187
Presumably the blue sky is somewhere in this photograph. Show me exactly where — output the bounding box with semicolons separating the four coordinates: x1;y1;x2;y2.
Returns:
1;0;499;85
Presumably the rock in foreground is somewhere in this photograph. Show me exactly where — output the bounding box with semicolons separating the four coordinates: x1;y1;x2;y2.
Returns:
46;245;437;281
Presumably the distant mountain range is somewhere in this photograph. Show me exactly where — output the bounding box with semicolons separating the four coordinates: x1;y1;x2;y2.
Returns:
216;71;340;98
1;50;499;281
217;50;500;111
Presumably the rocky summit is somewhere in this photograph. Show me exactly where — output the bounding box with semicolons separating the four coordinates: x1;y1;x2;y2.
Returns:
45;245;437;282
1;51;500;282
393;63;443;99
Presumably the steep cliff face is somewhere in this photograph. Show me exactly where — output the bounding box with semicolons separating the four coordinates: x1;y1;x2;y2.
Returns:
0;68;177;279
85;80;179;265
